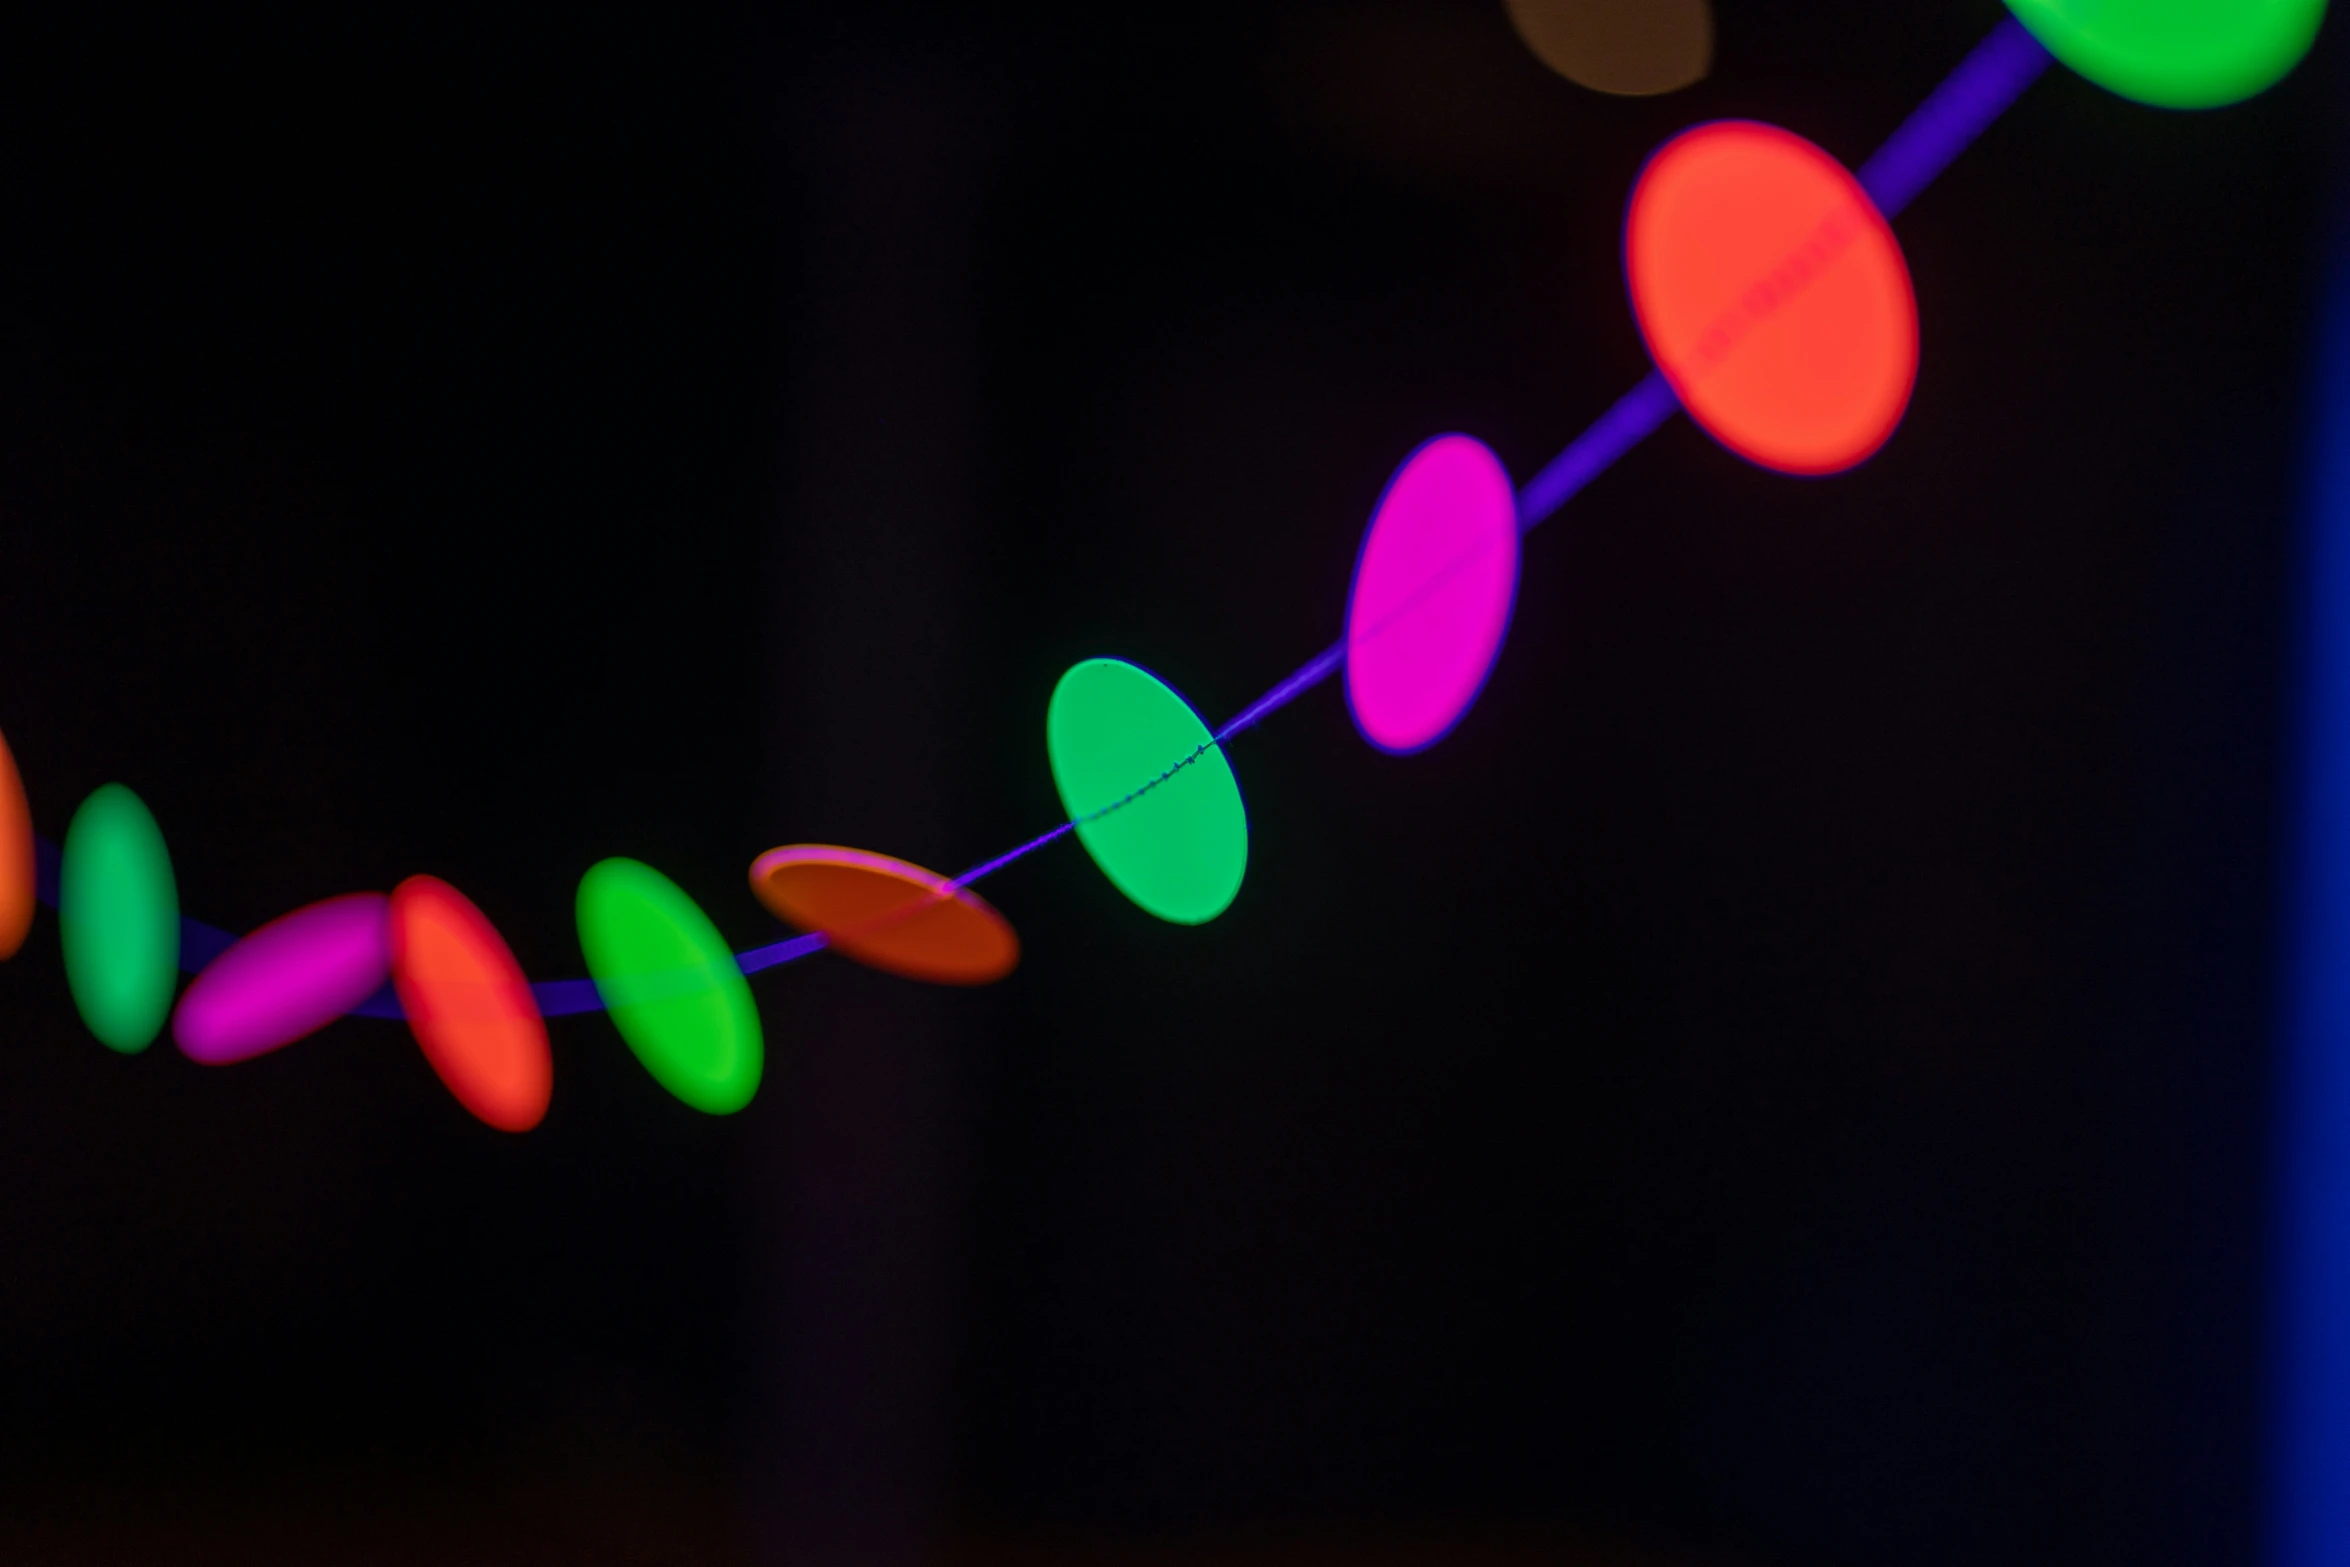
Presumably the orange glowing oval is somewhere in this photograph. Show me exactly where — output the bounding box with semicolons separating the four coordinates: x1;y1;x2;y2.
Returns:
1626;120;1917;476
388;875;552;1132
0;726;30;961
749;845;1018;986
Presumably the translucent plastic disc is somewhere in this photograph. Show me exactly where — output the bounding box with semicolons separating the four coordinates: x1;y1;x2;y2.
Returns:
1626;120;1917;476
1046;658;1248;925
60;784;179;1054
1344;434;1520;754
0;726;30;961
389;876;553;1132
576;857;762;1115
2003;0;2325;109
175;892;390;1064
750;844;1018;986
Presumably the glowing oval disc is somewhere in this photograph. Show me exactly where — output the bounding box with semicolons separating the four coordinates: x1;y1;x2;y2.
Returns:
1626;120;1917;476
749;844;1018;986
1503;0;1713;97
1046;658;1248;925
576;858;762;1115
1344;434;1520;755
389;876;552;1133
60;784;179;1054
174;892;390;1065
0;726;31;961
2003;0;2325;109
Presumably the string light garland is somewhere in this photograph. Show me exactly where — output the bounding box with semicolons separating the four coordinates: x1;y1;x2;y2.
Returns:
0;3;2322;1128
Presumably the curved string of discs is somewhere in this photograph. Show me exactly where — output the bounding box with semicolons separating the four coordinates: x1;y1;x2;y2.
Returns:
724;16;2055;968
7;17;2054;1100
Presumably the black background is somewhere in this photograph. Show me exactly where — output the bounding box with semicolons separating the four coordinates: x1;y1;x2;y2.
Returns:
0;2;2329;1562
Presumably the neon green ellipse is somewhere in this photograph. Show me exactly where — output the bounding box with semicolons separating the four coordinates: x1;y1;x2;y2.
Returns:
1047;658;1248;925
60;783;179;1054
2003;0;2326;108
576;857;763;1115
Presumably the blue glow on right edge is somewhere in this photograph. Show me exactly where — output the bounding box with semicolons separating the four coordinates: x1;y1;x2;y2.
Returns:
2272;243;2350;1567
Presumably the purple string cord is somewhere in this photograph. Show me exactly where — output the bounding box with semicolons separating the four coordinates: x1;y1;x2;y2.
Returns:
949;18;2054;883
1516;371;1681;532
40;17;2052;1026
1857;18;2052;221
34;832;826;1021
1205;22;2055;742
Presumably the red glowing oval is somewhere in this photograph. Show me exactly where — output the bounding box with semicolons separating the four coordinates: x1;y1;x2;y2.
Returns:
0;726;31;961
388;875;552;1133
750;844;1018;986
1625;120;1917;476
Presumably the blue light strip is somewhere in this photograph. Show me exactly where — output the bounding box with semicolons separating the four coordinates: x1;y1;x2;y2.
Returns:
2272;241;2350;1567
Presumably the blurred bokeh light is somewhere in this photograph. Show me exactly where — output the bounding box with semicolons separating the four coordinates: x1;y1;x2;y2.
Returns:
1501;0;1712;96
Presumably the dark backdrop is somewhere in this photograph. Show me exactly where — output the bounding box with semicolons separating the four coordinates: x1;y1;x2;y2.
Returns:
0;2;2326;1563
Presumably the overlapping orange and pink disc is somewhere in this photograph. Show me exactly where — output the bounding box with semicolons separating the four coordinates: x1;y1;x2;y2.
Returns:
1626;119;1917;475
388;875;553;1132
749;845;1018;986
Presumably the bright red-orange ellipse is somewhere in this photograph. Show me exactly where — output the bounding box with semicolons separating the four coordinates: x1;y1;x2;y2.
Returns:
388;875;552;1132
1626;119;1917;476
750;845;1018;986
0;726;31;961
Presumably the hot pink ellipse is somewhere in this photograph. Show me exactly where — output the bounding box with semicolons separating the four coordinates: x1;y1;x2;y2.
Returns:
1343;433;1520;754
172;892;391;1065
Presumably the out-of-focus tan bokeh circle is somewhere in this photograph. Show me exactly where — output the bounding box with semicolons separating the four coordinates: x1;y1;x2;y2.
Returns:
1502;0;1714;96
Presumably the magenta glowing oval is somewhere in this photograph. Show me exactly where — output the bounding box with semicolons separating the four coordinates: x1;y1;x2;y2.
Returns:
172;892;391;1065
1343;433;1520;754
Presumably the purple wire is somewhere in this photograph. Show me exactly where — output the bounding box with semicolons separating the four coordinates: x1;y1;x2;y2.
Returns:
348;984;406;1020
737;931;830;975
951;821;1077;891
1215;641;1347;743
1857;17;2053;220
1515;371;1681;532
527;978;611;1016
181;915;239;971
23;18;2054;1031
32;834;58;908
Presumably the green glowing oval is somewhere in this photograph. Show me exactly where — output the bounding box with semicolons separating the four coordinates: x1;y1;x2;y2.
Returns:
60;783;179;1054
576;857;762;1114
2003;0;2326;109
1047;658;1248;925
